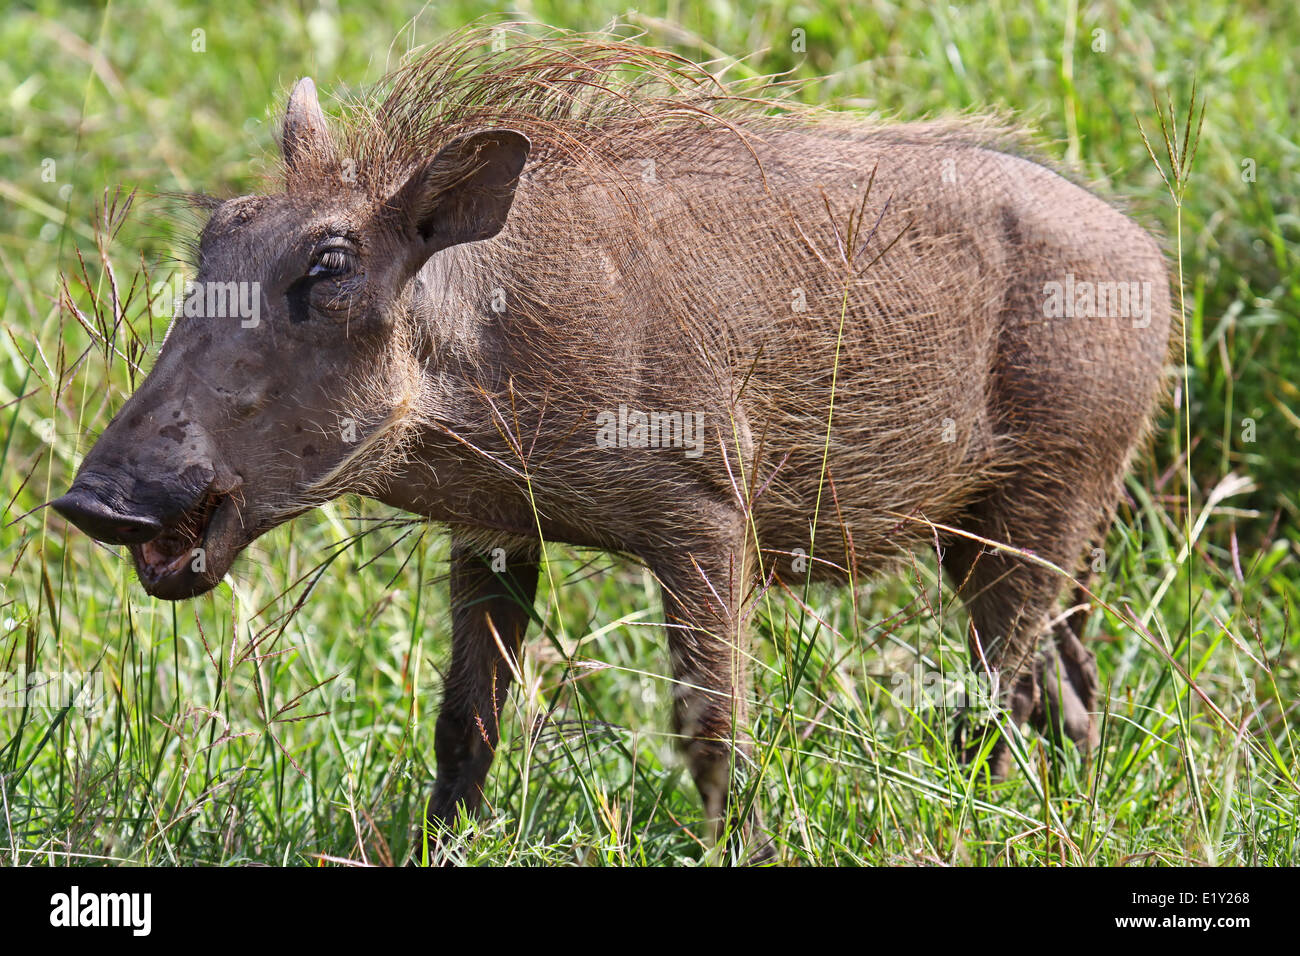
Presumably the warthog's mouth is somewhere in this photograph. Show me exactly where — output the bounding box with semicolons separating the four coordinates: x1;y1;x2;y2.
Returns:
135;490;222;580
128;486;246;600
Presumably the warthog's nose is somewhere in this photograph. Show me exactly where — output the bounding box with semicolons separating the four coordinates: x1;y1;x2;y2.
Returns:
51;489;162;545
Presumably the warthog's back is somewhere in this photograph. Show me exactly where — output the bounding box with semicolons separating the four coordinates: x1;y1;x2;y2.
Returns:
471;120;1170;576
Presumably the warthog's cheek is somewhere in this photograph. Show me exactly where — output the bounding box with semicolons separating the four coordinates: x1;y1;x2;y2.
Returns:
128;490;248;600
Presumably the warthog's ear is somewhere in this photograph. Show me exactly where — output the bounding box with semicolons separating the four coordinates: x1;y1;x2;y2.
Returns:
392;128;531;266
282;77;333;179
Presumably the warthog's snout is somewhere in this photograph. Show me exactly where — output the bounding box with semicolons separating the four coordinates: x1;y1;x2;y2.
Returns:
52;400;249;600
51;486;163;545
55;468;246;600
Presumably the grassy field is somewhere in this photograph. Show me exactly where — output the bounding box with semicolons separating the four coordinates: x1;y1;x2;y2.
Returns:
1;0;1297;866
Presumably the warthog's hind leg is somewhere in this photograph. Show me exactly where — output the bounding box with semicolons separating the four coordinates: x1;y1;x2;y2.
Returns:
652;531;771;863
942;498;1106;778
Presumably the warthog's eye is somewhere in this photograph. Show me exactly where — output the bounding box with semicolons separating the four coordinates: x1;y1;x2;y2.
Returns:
287;236;362;322
307;238;356;277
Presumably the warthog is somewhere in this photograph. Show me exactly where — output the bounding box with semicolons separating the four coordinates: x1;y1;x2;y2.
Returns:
53;28;1171;858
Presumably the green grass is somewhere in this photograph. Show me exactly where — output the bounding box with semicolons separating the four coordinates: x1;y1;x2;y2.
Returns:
1;0;1297;866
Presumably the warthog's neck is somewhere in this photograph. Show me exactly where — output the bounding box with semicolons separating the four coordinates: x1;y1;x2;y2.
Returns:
372;243;581;543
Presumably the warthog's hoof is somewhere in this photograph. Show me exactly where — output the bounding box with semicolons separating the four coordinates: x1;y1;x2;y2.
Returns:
954;622;1100;778
1032;621;1101;753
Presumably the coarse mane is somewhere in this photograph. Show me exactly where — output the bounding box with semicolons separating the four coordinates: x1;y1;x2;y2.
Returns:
276;22;1040;199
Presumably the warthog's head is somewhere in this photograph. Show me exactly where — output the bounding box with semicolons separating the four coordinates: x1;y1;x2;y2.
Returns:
52;78;529;598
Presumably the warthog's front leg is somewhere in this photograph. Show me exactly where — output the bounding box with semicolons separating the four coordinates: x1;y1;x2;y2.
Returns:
424;539;538;843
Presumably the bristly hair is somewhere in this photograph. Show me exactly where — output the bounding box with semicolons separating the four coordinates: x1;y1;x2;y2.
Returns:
275;21;1040;200
276;21;1062;523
